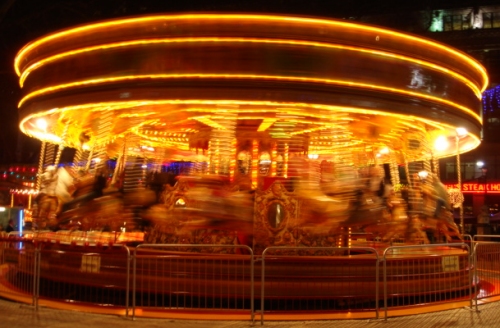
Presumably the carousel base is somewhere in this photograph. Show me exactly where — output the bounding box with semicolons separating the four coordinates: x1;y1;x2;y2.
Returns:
0;240;480;320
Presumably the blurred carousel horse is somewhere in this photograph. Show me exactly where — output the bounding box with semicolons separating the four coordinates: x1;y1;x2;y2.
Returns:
142;176;255;246
420;174;462;242
296;165;394;236
175;186;255;236
57;170;156;231
32;166;76;229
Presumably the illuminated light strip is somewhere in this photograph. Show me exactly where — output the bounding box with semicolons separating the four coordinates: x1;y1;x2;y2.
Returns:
190;116;227;129
230;139;236;182
15;99;456;129
397;120;429;132
185;107;355;122
19;99;480;153
15;98;449;124
18;74;483;124
14;14;488;91
271;144;277;177
18;98;482;155
17;38;483;98
214;139;220;175
133;132;190;144
117;111;159;118
251;140;258;187
206;140;212;172
284;143;289;178
257;118;277;132
135;138;190;150
290;125;337;136
209;115;326;126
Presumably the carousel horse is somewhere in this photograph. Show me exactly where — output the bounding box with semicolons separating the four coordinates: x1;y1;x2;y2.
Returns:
142;175;255;247
364;174;460;244
420;174;462;242
174;185;255;236
33;166;76;229
322;167;392;234
283;163;396;238
56;168;157;232
289;160;356;234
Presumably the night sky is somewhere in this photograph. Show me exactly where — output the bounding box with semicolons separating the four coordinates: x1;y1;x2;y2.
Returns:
0;0;494;164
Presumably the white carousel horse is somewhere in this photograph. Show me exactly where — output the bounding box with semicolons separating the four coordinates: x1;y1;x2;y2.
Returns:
33;166;77;228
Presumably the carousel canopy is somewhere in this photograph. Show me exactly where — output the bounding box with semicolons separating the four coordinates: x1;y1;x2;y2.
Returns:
14;14;487;164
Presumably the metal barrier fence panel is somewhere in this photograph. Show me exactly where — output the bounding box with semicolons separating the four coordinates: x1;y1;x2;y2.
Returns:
0;233;38;308
260;246;380;324
0;232;7;265
132;244;254;321
34;243;131;310
473;235;500;301
382;243;472;318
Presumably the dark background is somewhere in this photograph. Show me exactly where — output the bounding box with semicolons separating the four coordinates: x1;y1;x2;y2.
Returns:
0;0;496;164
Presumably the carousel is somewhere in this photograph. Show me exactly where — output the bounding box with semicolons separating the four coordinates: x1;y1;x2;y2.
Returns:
7;13;488;314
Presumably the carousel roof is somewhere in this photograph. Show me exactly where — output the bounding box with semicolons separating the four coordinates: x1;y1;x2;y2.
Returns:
14;14;487;164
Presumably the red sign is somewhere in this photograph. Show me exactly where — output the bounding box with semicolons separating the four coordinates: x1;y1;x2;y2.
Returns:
444;183;500;194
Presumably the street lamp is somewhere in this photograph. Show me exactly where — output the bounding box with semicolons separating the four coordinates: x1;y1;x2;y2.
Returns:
456;127;467;235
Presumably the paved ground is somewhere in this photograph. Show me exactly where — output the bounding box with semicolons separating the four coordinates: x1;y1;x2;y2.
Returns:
2;297;500;328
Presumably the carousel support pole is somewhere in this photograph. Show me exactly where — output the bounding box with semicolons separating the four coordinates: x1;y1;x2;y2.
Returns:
389;151;401;197
33;141;47;231
10;193;14;207
403;155;412;189
284;143;289;178
54;145;64;168
271;142;277;176
54;123;69;167
251;140;259;187
111;139;127;187
85;142;95;172
44;143;56;168
36;141;47;191
432;153;440;179
230;139;236;182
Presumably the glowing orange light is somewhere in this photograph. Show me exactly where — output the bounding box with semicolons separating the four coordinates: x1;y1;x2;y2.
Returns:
284;143;289;178
230;139;236;182
15;14;488;92
18;74;482;124
257;118;277;132
251;140;259;188
213;139;220;175
17;98;482;158
17;37;484;98
271;143;277;177
191;116;227;130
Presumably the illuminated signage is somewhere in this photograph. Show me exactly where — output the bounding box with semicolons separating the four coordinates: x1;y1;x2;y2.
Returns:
444;183;500;194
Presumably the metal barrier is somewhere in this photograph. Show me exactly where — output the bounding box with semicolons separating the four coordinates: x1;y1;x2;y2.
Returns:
0;234;131;317
0;232;7;265
472;235;500;310
382;243;472;319
132;244;255;322
260;246;380;325
3;237;500;323
463;234;473;244
0;232;39;309
36;243;131;316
